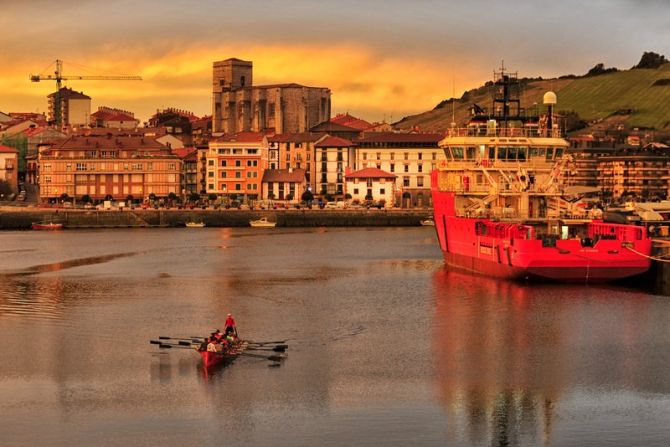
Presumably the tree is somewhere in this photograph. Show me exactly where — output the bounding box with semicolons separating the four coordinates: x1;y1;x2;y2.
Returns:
345;193;352;200
81;194;91;203
126;194;134;203
59;193;69;202
634;51;668;69
301;189;314;202
286;193;294;201
325;194;334;202
168;192;178;201
268;192;275;200
208;193;217;201
585;63;617;76
560;110;588;133
365;192;374;201
188;192;200;203
148;193;157;201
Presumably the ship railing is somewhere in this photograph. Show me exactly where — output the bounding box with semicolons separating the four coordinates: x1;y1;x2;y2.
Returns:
441;159;557;170
446;127;562;138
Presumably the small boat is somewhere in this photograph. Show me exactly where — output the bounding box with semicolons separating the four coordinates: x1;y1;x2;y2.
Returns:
198;340;248;368
249;217;276;228
420;218;435;226
32;221;63;230
185;221;205;228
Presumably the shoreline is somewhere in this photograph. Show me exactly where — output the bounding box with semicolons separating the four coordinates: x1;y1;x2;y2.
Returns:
0;207;433;230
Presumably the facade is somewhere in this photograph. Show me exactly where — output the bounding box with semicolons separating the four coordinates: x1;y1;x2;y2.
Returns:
596;144;670;200
91;107;139;129
206;132;268;201
212;58;331;134
354;133;445;207
0;145;18;194
47;87;91;127
345;167;396;206
267;132;326;188
37;135;181;201
314;136;355;197
173;147;199;197
261;168;307;201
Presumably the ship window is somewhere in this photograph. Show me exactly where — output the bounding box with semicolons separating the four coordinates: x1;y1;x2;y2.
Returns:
546;148;555;160
555;148;564;158
488;146;496;159
529;147;539;157
498;147;507;160
479;145;486;159
507;147;518;160
518;147;528;161
466;147;477;159
537;148;546;158
451;147;464;159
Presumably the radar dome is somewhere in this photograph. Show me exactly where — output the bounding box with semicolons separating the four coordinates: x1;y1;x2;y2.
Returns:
543;91;557;105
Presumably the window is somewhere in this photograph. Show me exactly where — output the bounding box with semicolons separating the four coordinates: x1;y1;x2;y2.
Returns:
366;179;373;187
66;164;71;172
76;163;86;171
354;188;359;195
247;149;258;155
403;176;410;187
418;164;423;173
390;163;395;172
44;176;51;183
404;164;409;173
404;152;409;160
432;152;437;160
362;152;367;160
390;153;395;161
235;184;241;191
221;160;227;167
418;153;422;160
235;160;241;167
233;149;243;154
220;171;226;178
417;176;424;187
380;188;385;194
286;154;291;161
208;171;214;178
235;172;241;178
376;152;381;160
43;163;51;171
247;171;252;178
168;163;176;170
307;153;311;161
208;183;214;190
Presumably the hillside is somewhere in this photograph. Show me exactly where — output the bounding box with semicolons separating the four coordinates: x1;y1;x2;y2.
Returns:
396;63;670;133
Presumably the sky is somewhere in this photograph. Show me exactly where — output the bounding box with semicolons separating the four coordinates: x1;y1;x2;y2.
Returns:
1;0;668;123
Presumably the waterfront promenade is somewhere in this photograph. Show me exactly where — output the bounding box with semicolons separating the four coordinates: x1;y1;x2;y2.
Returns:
0;206;431;229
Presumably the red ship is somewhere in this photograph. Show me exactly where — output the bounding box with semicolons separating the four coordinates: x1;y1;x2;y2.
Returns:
430;67;652;282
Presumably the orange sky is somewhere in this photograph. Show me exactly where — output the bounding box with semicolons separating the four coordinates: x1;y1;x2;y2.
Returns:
1;1;668;123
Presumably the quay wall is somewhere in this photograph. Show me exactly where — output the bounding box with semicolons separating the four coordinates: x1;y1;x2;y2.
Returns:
0;208;432;230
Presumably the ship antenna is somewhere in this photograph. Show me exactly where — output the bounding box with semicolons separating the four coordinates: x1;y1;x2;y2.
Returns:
451;74;456;128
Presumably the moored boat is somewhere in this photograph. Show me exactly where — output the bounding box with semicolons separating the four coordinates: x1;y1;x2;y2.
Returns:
431;66;652;282
32;221;63;230
420;218;435;226
249;217;276;228
185;221;205;228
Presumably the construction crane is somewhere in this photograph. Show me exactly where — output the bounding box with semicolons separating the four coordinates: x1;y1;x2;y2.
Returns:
30;59;142;127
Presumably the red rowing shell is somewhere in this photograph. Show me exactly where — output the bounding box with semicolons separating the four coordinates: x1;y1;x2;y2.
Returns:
198;341;247;368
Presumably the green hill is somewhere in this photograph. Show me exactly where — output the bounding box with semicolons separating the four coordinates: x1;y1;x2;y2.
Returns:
396;63;670;132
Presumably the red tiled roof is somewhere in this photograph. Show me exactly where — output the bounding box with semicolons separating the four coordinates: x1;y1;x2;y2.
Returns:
268;132;326;143
346;167;396;179
315;135;354;148
213;132;266;143
171;147;197;159
92;109;137;122
261;168;306;183
0;144;18;153
310;121;361;133
50;135;169;152
355;132;444;144
330;113;372;131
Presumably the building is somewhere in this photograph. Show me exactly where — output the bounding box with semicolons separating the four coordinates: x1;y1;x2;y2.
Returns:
172;147;199;197
314;136;355;197
354;132;445;207
261;168;307;201
344;167;396;206
330;113;372;131
206;132;268;201
91;107;139;129
0;145;18;195
47;87;91;127
37;134;181;202
212;58;331;134
267;132;326;188
596;144;670;200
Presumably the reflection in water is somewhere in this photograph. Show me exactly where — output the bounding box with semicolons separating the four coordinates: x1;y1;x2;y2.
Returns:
431;268;659;446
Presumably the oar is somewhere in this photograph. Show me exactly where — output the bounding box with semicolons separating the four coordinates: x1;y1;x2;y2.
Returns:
245;346;286;353
246;340;288;345
239;352;286;362
159;336;202;342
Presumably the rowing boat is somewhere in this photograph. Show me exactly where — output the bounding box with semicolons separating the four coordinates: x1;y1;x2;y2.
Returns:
198;340;248;368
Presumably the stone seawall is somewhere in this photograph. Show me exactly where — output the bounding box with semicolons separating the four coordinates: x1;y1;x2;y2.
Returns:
0;208;433;230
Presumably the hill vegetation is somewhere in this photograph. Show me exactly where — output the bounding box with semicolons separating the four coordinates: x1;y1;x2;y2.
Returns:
396;52;670;133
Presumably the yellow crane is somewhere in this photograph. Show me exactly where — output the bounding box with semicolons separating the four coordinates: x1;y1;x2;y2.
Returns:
30;59;142;127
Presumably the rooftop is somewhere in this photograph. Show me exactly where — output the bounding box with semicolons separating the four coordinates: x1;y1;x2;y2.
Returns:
346;167;396;179
0;144;18;154
262;168;306;183
315;135;354;148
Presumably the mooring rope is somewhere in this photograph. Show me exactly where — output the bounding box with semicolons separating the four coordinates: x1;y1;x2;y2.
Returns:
625;245;670;262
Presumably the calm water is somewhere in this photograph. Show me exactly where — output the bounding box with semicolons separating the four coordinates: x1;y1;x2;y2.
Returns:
1;227;670;446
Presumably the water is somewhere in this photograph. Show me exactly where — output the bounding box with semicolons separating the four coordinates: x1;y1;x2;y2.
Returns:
1;227;670;446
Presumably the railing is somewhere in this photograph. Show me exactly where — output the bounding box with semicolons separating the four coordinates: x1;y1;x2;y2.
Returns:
446;127;563;138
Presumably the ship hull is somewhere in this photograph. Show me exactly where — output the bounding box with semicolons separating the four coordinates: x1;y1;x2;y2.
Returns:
432;188;652;283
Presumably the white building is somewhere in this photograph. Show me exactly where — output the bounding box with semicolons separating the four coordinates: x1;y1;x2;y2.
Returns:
345;167;396;206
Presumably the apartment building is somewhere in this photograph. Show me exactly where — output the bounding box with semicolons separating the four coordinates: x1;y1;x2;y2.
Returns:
314;136;355;197
354;133;445;206
37;134;181;201
206;132;268;201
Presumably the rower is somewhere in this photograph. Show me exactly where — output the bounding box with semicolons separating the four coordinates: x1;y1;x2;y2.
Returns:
206;337;219;353
224;313;238;337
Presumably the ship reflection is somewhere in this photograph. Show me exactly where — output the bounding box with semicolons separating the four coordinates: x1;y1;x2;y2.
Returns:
432;268;565;446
